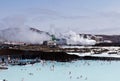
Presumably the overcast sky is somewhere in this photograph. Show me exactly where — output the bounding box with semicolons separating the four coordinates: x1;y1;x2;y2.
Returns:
0;0;120;34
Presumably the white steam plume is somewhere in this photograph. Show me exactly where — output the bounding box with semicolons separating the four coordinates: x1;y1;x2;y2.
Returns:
63;31;96;45
0;27;51;44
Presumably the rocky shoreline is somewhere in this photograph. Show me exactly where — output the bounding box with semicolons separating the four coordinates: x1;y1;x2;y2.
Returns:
0;49;80;62
79;56;120;61
0;46;120;63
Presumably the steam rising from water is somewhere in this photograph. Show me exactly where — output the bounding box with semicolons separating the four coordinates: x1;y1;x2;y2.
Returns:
0;27;51;44
63;31;96;45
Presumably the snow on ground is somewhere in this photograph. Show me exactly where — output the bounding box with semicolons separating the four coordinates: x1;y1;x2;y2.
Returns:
67;52;120;58
61;46;120;49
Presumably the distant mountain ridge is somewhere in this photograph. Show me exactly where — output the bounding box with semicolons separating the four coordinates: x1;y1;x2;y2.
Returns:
79;34;120;43
30;27;51;36
95;35;120;43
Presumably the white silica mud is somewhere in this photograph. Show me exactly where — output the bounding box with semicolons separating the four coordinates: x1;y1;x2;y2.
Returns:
0;60;120;81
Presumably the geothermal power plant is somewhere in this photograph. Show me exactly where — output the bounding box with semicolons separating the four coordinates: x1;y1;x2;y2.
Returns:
0;27;120;62
0;27;116;46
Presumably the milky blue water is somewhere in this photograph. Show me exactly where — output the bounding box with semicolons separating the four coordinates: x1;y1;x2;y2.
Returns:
0;60;120;81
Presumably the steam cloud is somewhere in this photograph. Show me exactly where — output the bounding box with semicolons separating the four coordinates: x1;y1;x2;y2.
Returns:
0;27;96;45
0;27;51;44
63;31;96;45
0;15;96;45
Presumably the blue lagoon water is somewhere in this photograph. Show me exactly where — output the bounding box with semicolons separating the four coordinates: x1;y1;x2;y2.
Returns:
0;60;120;81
